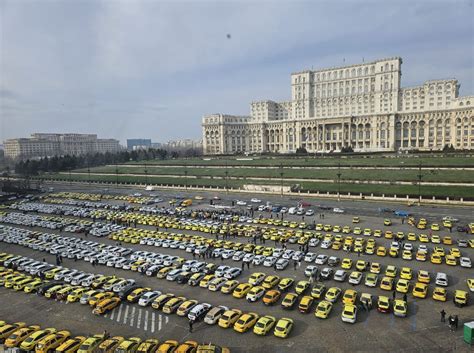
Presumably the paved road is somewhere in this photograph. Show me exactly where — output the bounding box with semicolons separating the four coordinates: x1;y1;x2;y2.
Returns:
2;185;473;352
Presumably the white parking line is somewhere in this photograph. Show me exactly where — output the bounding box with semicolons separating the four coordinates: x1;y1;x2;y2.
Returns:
116;304;123;322
158;314;162;331
137;309;143;329
165;316;169;324
123;305;129;324
144;310;149;331
151;312;156;333
130;306;136;327
110;308;115;320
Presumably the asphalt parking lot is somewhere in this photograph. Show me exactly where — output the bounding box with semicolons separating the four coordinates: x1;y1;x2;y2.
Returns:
1;184;473;352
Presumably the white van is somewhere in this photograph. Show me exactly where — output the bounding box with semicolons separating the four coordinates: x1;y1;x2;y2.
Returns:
288;207;297;215
188;303;212;321
204;306;228;325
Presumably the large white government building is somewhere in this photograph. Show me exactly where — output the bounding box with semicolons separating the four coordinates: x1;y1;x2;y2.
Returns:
202;57;473;154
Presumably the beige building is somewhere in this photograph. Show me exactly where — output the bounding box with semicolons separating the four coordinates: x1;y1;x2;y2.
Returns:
202;57;474;154
4;133;121;160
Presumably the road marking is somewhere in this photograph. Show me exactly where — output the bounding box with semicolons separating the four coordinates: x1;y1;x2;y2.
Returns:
137;309;143;329
104;313;108;318
110;308;115;320
116;304;123;322
151;312;156;333
123;305;129;324
410;302;417;331
165;316;169;324
158;314;162;331
144;310;149;331
130;306;136;326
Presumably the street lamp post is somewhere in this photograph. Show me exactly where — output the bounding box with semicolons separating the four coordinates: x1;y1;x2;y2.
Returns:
336;162;342;201
225;162;229;193
417;163;423;205
279;163;284;197
115;164;119;186
144;163;148;186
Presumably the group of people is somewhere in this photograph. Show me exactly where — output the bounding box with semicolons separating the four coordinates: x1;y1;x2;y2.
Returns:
440;309;459;331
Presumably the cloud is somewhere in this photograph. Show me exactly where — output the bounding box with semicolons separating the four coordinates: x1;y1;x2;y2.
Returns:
0;0;473;143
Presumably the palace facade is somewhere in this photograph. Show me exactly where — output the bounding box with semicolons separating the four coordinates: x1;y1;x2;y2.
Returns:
202;57;473;154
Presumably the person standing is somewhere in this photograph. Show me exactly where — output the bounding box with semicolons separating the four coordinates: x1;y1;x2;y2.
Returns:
440;309;446;323
403;293;407;303
189;319;194;333
454;315;459;330
392;291;396;300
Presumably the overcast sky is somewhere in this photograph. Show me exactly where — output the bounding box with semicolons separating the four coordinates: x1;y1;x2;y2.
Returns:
1;0;473;145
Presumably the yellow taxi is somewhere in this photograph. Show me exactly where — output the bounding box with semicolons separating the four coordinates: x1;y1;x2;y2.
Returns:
262;276;280;289
412;282;428;299
157;340;179;352
385;265;397;278
234;313;259;333
370;263;381;274
396;279;410;294
377;296;390;313
253;315;276;336
295;281;310;295
281;293;299;309
342;289;357;305
35;330;71;353
432;287;447;302
380;277;394;291
445;255;457;266
442;236;453;245
315;300;333;319
377;247;387;257
221;280;239;294
278;278;295;292
417;270;430;284
400;267;413;280
233;283;252;299
430;253;442;264
218;309;242;328
137;338;160;353
273;318;293;338
384;219;392;226
5;325;41;348
416;251;427;262
76;334;105;353
19;328;57;351
55;336;86;353
97;336;124;353
115;337;142;352
248;273;265;286
393;299;407;317
454;290;469;307
450;248;461;258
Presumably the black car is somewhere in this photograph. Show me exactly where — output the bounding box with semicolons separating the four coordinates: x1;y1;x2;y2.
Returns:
176;272;193;284
37;281;63;295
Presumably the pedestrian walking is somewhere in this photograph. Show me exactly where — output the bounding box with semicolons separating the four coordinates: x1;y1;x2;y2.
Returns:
293;261;297;270
454;315;458;330
241;262;245;271
448;316;455;331
189;320;194;333
247;262;250;269
392;291;396;300
403;293;407;303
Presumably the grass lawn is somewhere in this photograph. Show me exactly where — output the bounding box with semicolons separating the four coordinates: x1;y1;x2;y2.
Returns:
73;165;474;183
38;172;474;198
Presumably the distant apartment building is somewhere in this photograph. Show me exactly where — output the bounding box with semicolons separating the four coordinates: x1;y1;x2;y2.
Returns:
164;139;203;150
4;133;121;160
202;57;474;154
126;139;152;150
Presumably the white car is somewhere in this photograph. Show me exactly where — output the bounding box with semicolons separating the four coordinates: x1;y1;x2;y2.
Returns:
304;252;317;262
204;306;228;325
460;257;472;268
232;251;245;261
320;240;332;249
309;238;320;247
442;216;458;222
221;250;235;259
315;254;328;265
334;270;347;282
224;267;242;279
275;258;289;270
236;200;247;206
320;267;333;280
263;257;277;267
304;265;318;277
348;272;363;285
215;265;230;277
138;291;161;307
166;269;184;281
435;272;448;287
188;303;212;321
243;253;255;263
282;250;295;259
272;248;284;258
253;255;265;266
418;245;428;252
403;243;413;251
333;208;345;213
341;305;357;324
292;251;304;261
251;198;262;203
